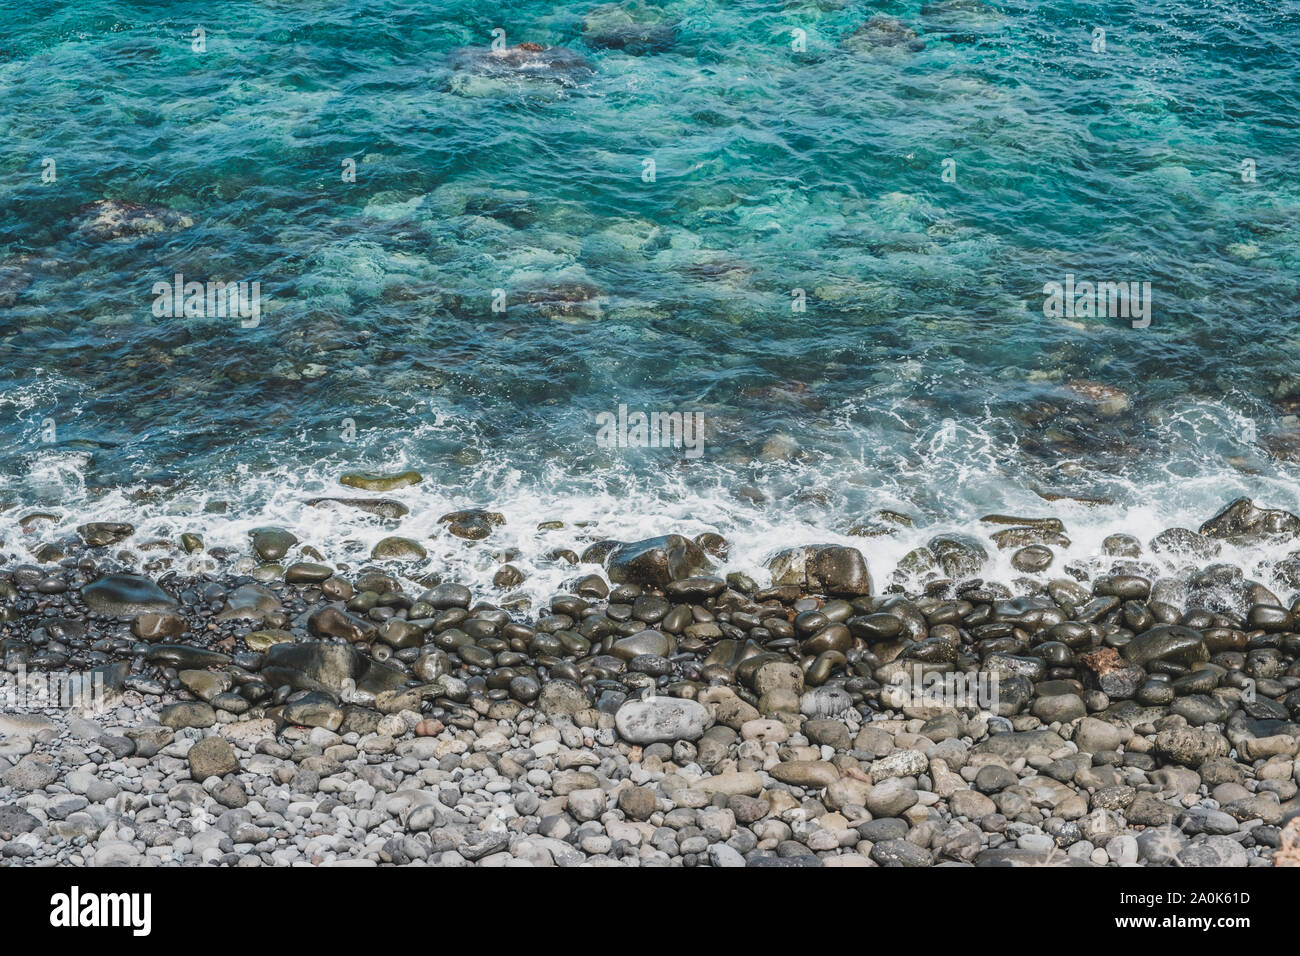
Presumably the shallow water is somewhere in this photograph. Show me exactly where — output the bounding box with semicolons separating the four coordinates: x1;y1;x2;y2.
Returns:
2;1;1299;599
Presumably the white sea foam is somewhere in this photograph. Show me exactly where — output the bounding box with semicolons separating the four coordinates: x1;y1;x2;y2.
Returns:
3;395;1300;609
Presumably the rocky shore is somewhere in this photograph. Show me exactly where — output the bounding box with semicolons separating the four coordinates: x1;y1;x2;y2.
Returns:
3;494;1300;867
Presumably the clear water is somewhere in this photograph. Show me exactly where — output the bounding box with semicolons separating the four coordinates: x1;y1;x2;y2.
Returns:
2;1;1299;600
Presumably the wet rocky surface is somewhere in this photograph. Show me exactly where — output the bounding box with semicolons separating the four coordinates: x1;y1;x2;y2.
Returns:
2;496;1300;867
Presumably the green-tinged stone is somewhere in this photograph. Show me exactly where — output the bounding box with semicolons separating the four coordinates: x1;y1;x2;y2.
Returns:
340;470;423;491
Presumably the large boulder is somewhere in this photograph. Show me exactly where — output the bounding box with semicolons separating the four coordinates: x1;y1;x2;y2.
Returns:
1122;625;1209;669
262;642;366;695
537;680;590;717
602;535;713;587
1199;498;1300;543
766;544;871;596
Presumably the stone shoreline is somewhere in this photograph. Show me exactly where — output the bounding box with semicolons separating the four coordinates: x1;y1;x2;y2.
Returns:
3;497;1300;866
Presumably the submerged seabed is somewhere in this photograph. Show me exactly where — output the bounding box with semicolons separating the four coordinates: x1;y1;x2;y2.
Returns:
1;0;1299;598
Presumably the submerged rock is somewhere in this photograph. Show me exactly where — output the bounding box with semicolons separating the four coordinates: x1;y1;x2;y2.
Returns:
72;199;194;242
305;497;410;519
77;522;134;547
843;16;925;54
448;43;594;87
583;2;678;53
517;280;605;321
1149;527;1221;560
927;534;988;579
0;256;38;307
250;527;298;561
922;0;1000;15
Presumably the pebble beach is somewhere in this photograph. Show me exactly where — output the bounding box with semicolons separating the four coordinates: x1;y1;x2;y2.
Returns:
3;493;1300;868
2;0;1299;888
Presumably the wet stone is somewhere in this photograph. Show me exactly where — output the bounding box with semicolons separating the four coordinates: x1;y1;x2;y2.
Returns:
251;527;298;561
78;522;134;546
340;470;423;492
81;574;178;615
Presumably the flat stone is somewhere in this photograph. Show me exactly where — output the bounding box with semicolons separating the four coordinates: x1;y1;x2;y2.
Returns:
770;760;840;788
1154;727;1230;768
340;470;423;492
81;574;178;615
130;611;187;641
262;642;366;695
0;804;41;835
217;584;283;622
306;497;410;518
972;729;1067;762
950;789;997;819
614;697;710;744
866;777;919;818
610;630;672;662
696;772;764;797
871;749;928;782
1;759;57;791
159;702;216;729
0;714;58;738
870;838;934;867
283;692;345;731
1177;835;1248;867
179;669;233;702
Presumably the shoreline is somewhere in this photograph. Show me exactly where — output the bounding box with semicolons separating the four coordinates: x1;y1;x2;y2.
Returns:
1;497;1299;866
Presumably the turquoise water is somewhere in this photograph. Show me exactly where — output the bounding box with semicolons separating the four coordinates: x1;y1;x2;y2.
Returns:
2;1;1299;593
